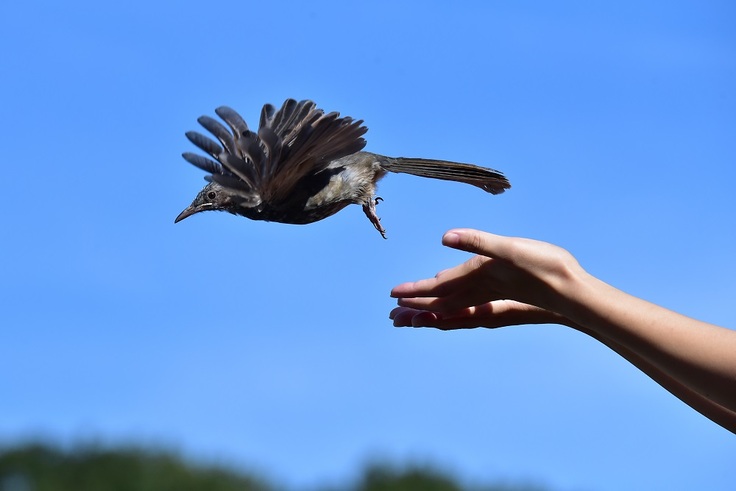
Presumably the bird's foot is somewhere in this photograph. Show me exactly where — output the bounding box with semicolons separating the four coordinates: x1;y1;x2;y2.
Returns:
363;198;387;239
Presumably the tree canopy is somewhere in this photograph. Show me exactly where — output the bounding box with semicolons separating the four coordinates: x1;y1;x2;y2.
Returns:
0;443;548;491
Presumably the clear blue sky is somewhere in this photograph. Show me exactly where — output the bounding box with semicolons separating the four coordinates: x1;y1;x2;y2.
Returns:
1;1;735;489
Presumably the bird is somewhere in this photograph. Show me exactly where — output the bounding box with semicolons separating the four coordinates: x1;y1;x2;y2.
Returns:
175;99;510;238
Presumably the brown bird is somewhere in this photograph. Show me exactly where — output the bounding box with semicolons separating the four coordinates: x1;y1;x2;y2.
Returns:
175;99;510;238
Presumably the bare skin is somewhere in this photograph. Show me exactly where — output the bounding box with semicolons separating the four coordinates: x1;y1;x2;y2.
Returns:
390;228;736;433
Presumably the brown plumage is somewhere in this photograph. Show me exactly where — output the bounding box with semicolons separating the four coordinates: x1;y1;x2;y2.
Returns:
175;99;510;238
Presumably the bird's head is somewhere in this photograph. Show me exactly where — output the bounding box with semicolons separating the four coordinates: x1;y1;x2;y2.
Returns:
174;181;261;223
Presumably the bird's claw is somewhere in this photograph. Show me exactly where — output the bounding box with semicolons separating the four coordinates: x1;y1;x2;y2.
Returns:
363;198;387;239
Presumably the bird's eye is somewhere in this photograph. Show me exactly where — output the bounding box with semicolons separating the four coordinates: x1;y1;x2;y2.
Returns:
207;191;217;200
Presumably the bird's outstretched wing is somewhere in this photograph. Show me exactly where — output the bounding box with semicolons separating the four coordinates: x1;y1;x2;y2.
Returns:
182;99;368;204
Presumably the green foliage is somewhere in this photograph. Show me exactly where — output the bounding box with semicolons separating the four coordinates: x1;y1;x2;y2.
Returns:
0;443;549;491
347;462;549;491
0;443;271;491
352;463;463;491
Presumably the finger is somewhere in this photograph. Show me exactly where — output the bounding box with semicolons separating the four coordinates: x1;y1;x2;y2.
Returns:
397;288;505;313
442;228;514;260
409;311;447;328
389;307;455;329
403;310;442;327
390;257;492;299
390;307;437;326
390;307;416;326
391;306;493;330
390;275;456;298
395;302;558;330
390;280;438;298
389;306;417;322
395;296;443;311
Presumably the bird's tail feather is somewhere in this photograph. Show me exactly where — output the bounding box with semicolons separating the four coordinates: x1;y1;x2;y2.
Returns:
381;157;510;195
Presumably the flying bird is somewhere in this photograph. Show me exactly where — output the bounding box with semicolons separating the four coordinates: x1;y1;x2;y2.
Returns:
175;99;510;238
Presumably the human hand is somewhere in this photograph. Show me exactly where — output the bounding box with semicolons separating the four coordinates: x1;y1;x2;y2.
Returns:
390;229;586;322
390;229;736;432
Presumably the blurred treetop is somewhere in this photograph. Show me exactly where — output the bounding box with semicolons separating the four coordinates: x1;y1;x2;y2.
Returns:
0;443;548;491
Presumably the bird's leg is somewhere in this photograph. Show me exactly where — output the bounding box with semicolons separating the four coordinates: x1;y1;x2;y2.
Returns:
363;197;387;239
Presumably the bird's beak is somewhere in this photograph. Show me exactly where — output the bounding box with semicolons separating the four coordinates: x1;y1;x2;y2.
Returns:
174;205;198;223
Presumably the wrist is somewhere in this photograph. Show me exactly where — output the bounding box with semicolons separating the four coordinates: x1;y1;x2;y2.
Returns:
549;261;604;325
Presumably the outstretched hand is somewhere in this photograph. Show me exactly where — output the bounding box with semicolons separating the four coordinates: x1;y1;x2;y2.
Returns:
389;229;584;329
390;228;736;432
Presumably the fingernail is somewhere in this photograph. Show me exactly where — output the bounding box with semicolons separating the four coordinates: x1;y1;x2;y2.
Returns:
442;231;460;246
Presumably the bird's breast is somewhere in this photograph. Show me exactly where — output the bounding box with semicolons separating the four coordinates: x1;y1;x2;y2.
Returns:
235;200;353;225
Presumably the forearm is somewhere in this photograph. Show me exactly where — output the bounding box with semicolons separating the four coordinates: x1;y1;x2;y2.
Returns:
558;269;736;413
561;317;736;433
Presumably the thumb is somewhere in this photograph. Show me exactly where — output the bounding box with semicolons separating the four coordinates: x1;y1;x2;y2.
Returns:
442;228;511;259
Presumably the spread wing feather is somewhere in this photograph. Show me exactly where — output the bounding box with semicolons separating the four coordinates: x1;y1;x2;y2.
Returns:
182;98;368;204
185;131;222;159
196;116;238;156
181;152;224;176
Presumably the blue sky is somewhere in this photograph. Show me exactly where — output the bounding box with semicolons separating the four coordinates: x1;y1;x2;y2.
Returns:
1;1;735;489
